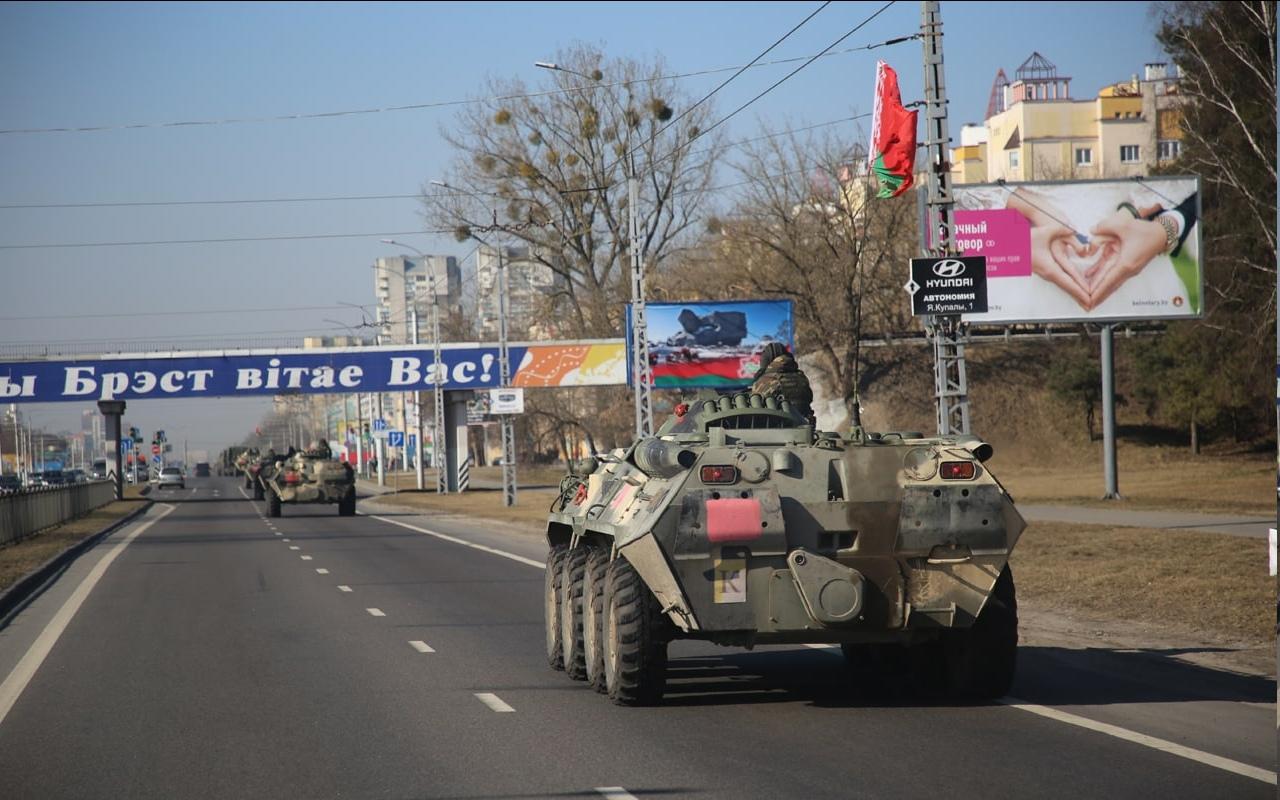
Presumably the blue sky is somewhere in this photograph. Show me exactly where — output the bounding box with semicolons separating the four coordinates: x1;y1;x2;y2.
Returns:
0;1;1169;446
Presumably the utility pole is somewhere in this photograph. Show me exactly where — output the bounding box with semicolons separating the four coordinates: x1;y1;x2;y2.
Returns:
497;244;516;507
920;1;970;435
431;277;446;495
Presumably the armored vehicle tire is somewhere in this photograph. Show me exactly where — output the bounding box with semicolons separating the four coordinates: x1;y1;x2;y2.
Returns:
253;482;264;500
602;557;669;706
942;565;1018;699
544;544;568;670
338;493;356;517
245;476;252;489
268;492;282;518
582;547;610;693
559;546;590;681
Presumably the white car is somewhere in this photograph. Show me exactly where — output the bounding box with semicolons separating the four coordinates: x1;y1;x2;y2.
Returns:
156;467;185;490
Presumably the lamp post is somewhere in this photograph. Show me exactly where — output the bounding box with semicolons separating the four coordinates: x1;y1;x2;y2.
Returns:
534;61;653;439
380;239;446;494
432;179;515;506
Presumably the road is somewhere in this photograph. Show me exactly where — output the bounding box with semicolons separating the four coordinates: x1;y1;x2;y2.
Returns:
0;476;1272;799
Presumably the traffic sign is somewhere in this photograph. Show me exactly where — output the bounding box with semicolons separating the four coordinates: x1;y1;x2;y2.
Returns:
408;434;417;450
388;430;405;448
372;418;388;432
121;437;133;451
152;455;162;464
907;256;988;316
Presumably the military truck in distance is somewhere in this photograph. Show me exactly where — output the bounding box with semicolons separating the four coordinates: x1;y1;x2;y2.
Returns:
260;449;356;518
545;392;1024;706
234;449;272;500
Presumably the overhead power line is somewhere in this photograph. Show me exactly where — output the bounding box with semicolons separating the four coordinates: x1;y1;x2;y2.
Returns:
0;36;909;136
0;304;354;322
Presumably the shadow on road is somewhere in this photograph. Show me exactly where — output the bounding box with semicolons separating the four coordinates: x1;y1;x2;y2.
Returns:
654;644;1273;709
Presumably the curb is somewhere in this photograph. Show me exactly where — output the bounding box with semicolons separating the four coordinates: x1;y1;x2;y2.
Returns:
0;500;154;625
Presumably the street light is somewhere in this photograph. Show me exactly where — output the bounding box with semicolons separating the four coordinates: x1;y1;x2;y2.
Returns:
534;61;653;438
432;178;516;507
380;238;446;495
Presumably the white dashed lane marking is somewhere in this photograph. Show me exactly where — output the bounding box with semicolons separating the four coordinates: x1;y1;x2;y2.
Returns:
338;585;353;592
408;641;435;653
300;555;313;561
596;789;639;800
366;608;385;617
315;568;329;574
289;546;300;551
474;693;515;713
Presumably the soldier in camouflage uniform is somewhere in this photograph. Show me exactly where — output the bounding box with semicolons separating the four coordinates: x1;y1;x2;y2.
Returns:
749;342;814;421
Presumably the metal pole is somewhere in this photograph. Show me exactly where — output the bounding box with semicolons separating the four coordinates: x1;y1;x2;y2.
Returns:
921;0;969;436
1101;325;1119;499
628;172;653;438
497;245;517;507
412;308;425;491
376;393;385;486
432;281;446;494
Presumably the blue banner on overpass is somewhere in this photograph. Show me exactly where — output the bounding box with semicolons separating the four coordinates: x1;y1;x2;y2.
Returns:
0;340;626;403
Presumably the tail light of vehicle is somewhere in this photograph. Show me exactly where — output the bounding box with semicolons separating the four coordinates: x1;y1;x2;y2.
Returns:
700;465;738;484
940;461;976;480
284;471;301;485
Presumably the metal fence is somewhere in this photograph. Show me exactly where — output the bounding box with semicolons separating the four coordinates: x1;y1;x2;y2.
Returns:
0;481;117;547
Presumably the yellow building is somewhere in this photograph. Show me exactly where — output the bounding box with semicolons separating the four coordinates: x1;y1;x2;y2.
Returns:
953;53;1183;185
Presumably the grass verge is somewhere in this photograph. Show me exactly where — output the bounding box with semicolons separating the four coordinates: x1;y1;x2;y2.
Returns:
1010;521;1273;643
366;487;560;529
0;499;150;593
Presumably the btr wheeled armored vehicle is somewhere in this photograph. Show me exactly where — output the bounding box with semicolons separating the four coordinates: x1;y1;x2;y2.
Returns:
545;391;1024;705
260;448;356;518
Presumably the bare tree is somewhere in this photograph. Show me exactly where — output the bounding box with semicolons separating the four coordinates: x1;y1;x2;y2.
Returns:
661;127;918;428
423;43;725;339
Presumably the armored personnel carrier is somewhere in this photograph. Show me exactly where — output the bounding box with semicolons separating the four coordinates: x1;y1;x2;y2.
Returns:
545;392;1024;705
234;449;275;500
260;448;356;518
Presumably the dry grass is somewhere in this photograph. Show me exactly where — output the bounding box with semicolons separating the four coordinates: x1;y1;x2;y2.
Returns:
0;499;149;593
1010;521;1273;643
379;464;568;492
367;487;560;528
994;448;1273;515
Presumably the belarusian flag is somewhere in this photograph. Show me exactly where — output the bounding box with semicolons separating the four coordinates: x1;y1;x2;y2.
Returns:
868;60;918;198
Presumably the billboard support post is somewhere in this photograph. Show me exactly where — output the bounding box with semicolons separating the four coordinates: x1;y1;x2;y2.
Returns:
497;243;517;507
1101;325;1120;499
921;0;970;435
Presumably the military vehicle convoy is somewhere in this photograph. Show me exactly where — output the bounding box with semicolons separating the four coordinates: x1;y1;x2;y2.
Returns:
233;449;273;500
545;391;1023;706
258;448;356;518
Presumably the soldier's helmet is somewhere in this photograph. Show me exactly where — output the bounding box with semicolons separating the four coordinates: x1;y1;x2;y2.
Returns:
756;342;789;372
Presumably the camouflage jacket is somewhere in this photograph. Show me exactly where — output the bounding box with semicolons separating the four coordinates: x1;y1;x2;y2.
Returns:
750;354;813;417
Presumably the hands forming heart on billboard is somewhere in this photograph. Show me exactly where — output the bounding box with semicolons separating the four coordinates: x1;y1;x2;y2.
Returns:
1008;190;1169;312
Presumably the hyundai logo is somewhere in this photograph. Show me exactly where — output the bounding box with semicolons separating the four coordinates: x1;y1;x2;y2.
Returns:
932;258;966;278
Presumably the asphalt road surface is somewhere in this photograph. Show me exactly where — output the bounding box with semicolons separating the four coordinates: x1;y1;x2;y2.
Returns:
0;476;1273;799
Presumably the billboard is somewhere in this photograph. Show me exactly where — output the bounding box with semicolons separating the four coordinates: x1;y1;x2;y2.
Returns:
941;176;1202;324
627;300;794;388
0;340;626;404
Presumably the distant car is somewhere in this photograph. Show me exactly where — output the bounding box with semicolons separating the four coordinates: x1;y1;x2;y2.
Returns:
157;467;185;490
0;475;21;493
89;460;108;480
195;462;211;478
64;469;87;484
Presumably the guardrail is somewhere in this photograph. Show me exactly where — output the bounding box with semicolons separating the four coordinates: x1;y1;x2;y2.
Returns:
0;481;117;547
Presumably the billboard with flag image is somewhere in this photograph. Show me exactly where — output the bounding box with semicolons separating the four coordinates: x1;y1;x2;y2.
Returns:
943;177;1203;324
627;300;794;389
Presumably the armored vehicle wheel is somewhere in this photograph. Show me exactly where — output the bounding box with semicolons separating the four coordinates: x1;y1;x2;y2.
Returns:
268;492;282;518
602;556;669;706
544;544;568;670
559;546;590;681
245;476;251;489
253;482;264;500
943;566;1018;699
582;547;610;693
338;492;356;517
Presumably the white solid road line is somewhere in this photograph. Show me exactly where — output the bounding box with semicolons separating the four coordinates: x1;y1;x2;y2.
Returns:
474;693;515;713
338;585;353;592
595;788;639;800
999;698;1277;786
408;640;436;653
0;504;176;728
364;513;544;569
800;645;1274;784
366;608;385;617
315;568;329;575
